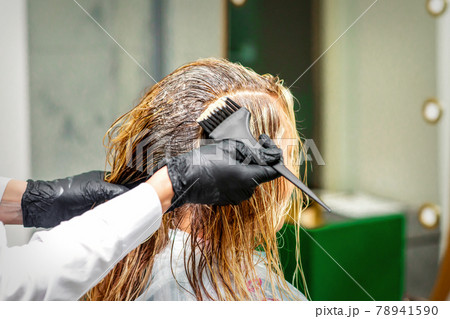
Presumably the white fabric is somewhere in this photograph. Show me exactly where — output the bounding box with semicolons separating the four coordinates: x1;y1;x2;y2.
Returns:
137;229;308;301
0;183;162;300
0;177;11;201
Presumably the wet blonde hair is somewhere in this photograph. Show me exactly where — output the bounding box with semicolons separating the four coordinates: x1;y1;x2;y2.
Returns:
86;58;307;300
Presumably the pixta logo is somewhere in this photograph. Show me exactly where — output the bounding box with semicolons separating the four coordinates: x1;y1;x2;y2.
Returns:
125;129;326;173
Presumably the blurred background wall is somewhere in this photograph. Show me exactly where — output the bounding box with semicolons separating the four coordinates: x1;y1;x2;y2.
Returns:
0;0;31;246
28;0;225;180
320;0;438;206
319;0;447;297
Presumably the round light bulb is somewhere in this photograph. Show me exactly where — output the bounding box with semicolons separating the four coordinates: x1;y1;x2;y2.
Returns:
426;0;447;16
231;0;247;7
422;99;443;124
418;203;440;229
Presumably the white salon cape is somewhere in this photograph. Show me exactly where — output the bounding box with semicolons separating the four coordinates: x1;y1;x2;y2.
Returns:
0;177;162;300
137;229;308;301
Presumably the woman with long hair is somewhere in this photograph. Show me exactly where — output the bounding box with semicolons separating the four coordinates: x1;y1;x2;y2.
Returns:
86;58;308;301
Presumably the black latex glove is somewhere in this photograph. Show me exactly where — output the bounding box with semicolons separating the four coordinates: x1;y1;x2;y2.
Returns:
21;171;128;228
165;134;283;209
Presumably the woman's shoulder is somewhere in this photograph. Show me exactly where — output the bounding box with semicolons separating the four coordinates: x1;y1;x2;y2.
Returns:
138;231;308;301
253;251;308;301
137;229;214;301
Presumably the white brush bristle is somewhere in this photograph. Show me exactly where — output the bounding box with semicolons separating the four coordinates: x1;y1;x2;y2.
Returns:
196;97;227;122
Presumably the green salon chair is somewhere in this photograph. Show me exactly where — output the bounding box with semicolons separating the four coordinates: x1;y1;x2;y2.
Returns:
278;214;405;301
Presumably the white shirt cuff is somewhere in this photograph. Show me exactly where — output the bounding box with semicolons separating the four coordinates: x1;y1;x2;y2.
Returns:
0;177;12;201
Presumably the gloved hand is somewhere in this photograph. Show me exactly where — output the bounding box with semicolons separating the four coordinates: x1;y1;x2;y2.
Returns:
21;171;128;228
165;134;283;209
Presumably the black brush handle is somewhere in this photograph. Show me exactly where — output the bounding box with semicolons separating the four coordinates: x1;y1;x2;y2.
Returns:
273;162;331;212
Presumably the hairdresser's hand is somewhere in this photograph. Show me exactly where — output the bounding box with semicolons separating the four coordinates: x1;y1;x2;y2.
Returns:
164;134;282;209
21;171;128;228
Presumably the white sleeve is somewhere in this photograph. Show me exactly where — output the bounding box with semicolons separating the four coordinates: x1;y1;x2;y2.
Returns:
0;183;162;300
0;177;12;201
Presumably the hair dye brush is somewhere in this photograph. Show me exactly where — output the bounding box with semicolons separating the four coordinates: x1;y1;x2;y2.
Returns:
196;97;331;212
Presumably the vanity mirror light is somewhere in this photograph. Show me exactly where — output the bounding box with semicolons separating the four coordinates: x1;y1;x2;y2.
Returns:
426;0;448;17
422;98;443;124
418;202;441;229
